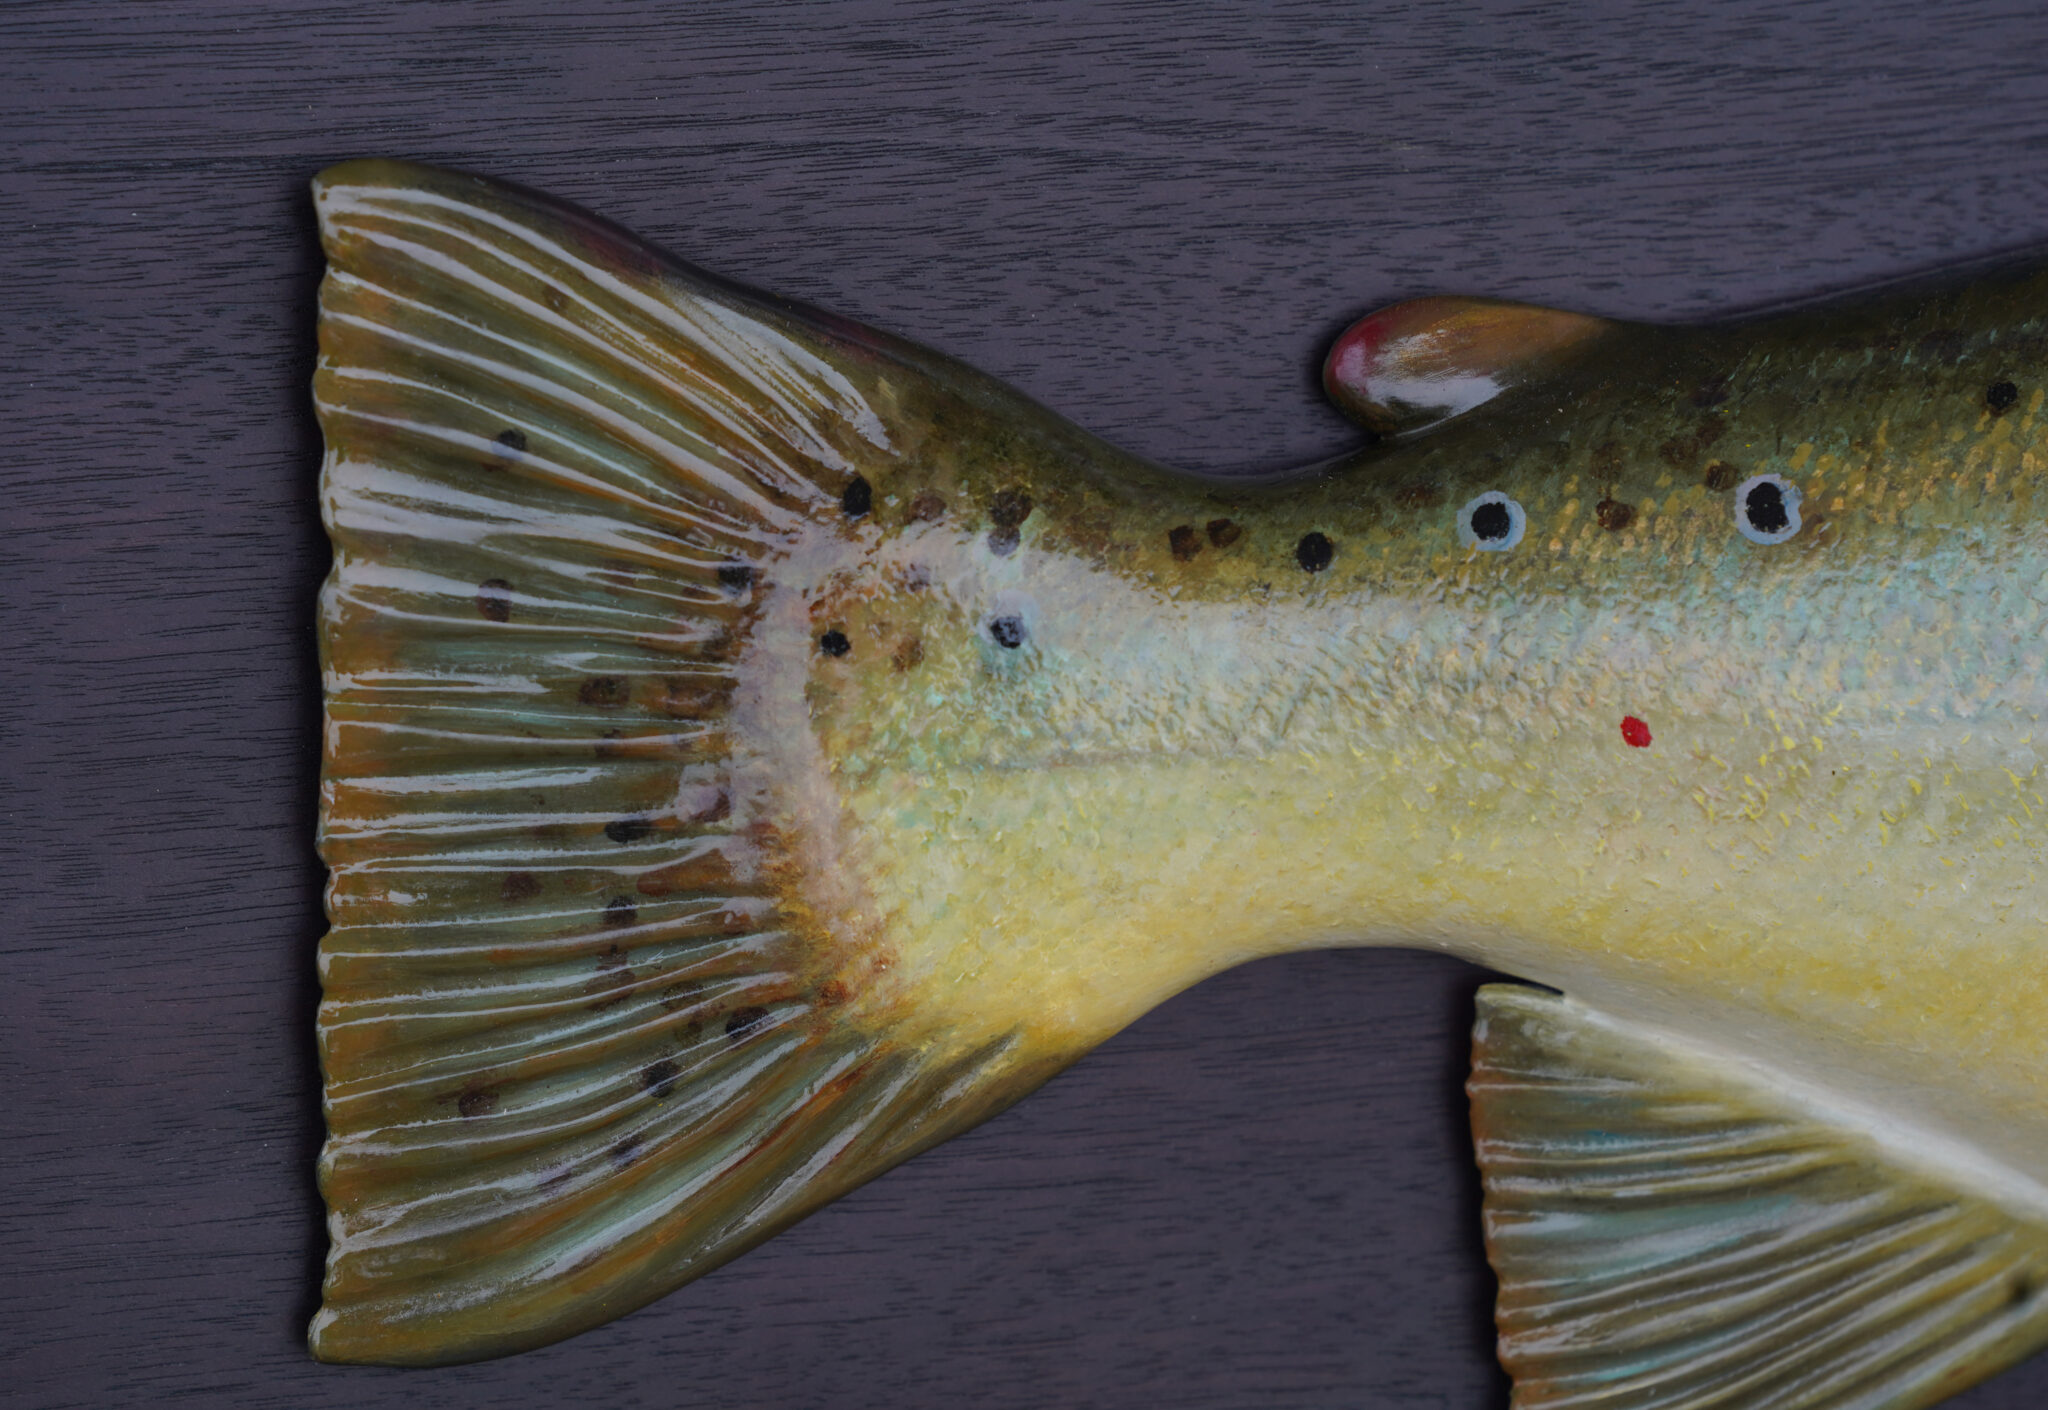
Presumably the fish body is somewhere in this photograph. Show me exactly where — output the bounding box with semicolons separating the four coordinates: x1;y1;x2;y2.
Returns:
309;160;2048;1404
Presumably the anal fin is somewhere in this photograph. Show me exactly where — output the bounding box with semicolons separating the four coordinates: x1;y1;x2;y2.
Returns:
1470;984;2048;1410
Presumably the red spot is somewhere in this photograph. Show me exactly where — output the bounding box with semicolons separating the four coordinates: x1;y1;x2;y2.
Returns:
1620;716;1652;748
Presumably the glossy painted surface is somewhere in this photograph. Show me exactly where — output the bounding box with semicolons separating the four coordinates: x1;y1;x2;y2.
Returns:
312;160;2048;1399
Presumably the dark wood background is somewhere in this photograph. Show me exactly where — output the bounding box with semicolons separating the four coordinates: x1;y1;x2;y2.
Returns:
10;2;2048;1405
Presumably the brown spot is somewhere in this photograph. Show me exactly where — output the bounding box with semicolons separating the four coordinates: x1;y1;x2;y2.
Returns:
989;488;1034;528
640;1059;681;1099
817;978;851;1006
609;1134;643;1168
659;980;705;1014
1703;461;1742;493
583;976;636;1011
502;871;543;901
593;558;644;590
1595;499;1637;532
660;678;729;718
579;676;630;708
901;563;932;591
692;626;740;663
1394;483;1444;510
637;848;735;897
725;1006;771;1043
475;578;514;622
584;957;638;1010
680;784;731;824
908;490;946;522
1656;419;1723;469
602;896;638;928
1206;518;1241;548
1590;442;1624;476
1167;525;1201;561
456;1088;498;1119
892;636;925;671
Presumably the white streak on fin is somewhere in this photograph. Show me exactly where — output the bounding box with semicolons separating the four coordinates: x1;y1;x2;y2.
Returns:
1471;984;2048;1410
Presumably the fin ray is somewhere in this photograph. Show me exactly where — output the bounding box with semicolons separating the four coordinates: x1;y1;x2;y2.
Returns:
309;160;1065;1365
1471;985;2048;1410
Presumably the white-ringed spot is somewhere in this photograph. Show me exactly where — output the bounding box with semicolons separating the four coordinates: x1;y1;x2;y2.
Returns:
1734;473;1802;544
1458;492;1525;551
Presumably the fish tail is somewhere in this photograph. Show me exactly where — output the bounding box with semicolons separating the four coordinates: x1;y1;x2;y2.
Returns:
308;160;1064;1364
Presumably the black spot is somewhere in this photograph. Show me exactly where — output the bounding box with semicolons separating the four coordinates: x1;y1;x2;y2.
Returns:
1595;499;1636;532
1168;525;1200;561
989;615;1027;649
819;629;851;657
494;428;527;454
1206;518;1242;548
1295;532;1334;573
1988;380;2020;414
716;562;754;593
609;1134;643;1168
1744;480;1790;534
841;474;873;516
502;871;542;901
602;896;638;928
725;1006;771;1043
456;1088;498;1118
605;816;655;845
987;526;1020;556
475;578;514;622
640;1059;680;1099
1469;501;1513;542
579;676;630;707
989;488;1034;528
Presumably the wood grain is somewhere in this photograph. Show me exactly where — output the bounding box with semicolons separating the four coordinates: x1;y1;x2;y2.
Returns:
7;2;2048;1404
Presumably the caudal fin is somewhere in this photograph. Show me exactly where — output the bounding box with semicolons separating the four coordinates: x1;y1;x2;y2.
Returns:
309;160;1067;1364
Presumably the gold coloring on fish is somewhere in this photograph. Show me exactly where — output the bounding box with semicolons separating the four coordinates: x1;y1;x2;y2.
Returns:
309;160;2048;1407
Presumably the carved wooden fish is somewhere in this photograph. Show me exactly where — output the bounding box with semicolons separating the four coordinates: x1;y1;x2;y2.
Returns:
309;159;2048;1405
